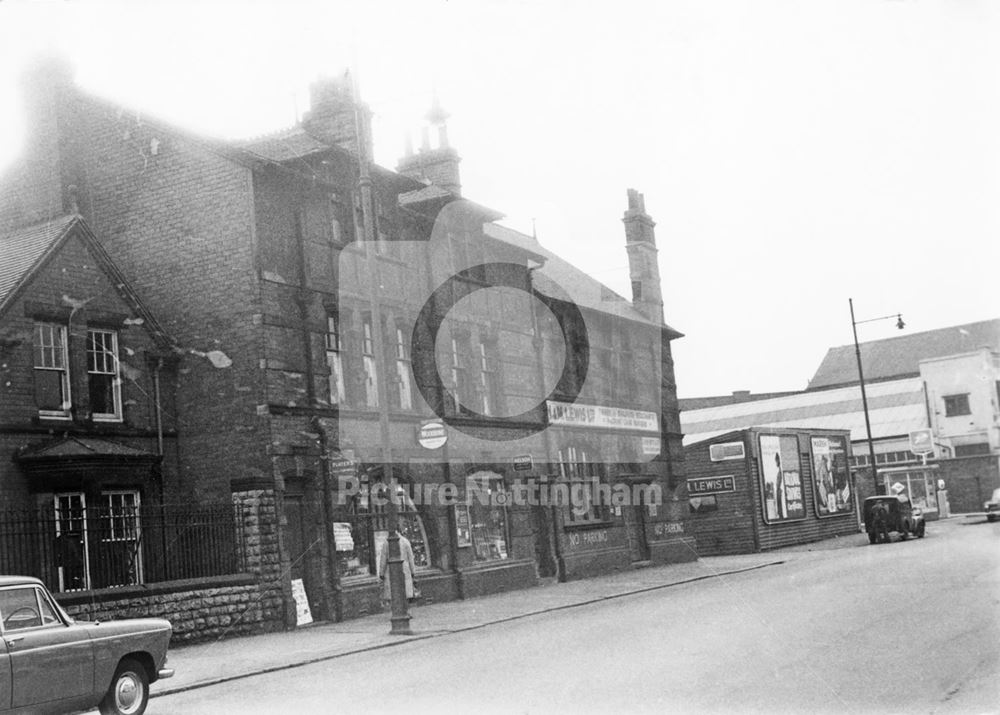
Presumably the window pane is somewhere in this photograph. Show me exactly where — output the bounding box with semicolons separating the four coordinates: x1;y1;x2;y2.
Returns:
0;588;43;630
35;370;66;411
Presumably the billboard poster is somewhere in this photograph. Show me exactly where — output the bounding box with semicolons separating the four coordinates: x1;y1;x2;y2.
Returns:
810;436;852;517
758;434;806;523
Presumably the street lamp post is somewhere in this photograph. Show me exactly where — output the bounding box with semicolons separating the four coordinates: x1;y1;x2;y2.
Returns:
849;298;905;494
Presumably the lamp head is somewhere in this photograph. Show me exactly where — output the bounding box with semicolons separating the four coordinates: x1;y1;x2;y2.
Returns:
896;314;905;330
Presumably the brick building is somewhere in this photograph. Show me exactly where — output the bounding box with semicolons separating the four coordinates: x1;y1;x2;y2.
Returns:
0;60;693;628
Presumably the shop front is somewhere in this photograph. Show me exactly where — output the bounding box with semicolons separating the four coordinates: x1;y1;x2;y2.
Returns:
879;465;940;521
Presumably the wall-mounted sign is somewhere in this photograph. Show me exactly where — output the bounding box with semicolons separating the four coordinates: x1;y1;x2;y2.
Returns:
687;476;737;496
709;442;745;461
909;429;934;455
758;434;806;523
810;436;852;518
641;437;661;456
546;401;659;433
454;504;472;547
512;455;533;471
417;421;447;449
332;522;355;551
290;578;313;626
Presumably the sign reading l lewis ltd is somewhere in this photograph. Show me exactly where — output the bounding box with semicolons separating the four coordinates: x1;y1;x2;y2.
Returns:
546;401;659;433
687;476;737;496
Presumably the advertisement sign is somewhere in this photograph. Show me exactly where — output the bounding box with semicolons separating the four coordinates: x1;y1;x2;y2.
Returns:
810;436;852;518
290;579;313;626
512;455;533;472
546;401;659;433
332;522;355;551
758;434;806;523
454;505;473;547
417;421;447;449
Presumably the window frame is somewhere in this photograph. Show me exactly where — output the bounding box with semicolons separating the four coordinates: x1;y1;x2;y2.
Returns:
943;393;971;417
558;446;610;527
33;322;71;419
361;316;379;408
325;313;346;406
466;472;511;562
392;324;414;410
86;328;123;422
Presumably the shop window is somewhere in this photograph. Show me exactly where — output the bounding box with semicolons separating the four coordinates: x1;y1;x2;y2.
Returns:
339;473;430;579
87;329;122;421
558;446;608;526
688;495;718;514
943;393;971;417
466;472;510;561
33;322;71;418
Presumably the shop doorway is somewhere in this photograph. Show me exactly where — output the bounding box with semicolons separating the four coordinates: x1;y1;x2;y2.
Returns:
623;504;649;562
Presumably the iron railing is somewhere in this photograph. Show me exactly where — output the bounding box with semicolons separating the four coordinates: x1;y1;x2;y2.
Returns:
0;502;247;593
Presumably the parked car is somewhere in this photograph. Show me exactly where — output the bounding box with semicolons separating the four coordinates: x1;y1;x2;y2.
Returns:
863;495;925;544
985;488;1000;522
0;575;173;715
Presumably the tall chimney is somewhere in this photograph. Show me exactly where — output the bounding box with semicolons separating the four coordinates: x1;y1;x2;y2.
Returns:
622;189;664;324
301;72;373;159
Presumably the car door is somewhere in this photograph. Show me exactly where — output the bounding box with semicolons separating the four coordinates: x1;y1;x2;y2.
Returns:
0;585;94;710
0;637;10;710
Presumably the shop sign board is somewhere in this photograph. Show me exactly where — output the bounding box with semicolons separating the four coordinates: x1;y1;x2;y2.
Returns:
709;442;745;461
546;400;659;433
909;429;934;455
512;454;533;471
687;476;736;496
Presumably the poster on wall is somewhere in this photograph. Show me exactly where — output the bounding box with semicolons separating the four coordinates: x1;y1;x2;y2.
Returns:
758;434;806;523
810;436;852;517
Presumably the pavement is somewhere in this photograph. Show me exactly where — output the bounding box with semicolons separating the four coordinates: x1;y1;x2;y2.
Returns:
151;514;979;699
151;552;788;698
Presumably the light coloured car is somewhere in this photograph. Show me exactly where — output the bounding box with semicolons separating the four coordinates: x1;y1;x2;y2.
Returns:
0;575;172;715
985;487;1000;522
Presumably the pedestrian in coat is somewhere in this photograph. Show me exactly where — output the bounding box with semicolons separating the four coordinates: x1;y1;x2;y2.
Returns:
379;530;418;603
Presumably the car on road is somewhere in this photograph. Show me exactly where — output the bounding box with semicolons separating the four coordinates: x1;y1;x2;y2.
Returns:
984;488;1000;522
0;575;173;715
863;494;925;544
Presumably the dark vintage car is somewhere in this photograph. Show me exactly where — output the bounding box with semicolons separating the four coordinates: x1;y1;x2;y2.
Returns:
0;575;172;715
984;487;1000;522
863;495;926;544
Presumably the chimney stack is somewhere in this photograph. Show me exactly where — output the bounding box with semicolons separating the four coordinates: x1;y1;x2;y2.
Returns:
396;95;461;196
301;72;373;159
622;188;664;324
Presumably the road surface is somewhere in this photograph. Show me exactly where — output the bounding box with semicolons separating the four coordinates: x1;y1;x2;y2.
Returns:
156;517;999;714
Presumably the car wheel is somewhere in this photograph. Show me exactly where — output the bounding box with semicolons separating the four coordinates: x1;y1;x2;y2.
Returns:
99;658;149;715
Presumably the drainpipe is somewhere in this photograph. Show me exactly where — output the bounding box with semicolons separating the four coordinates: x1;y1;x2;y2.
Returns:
313;417;343;622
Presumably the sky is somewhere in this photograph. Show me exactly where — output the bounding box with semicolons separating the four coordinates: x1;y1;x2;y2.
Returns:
0;0;997;398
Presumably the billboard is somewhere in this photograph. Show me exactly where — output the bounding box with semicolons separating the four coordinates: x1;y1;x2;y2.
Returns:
758;434;806;523
810;436;852;518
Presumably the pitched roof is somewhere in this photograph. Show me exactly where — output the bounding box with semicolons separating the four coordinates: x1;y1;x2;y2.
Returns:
15;435;157;462
808;318;1000;390
0;215;173;347
239;126;333;163
681;377;927;445
483;223;682;333
0;215;79;307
